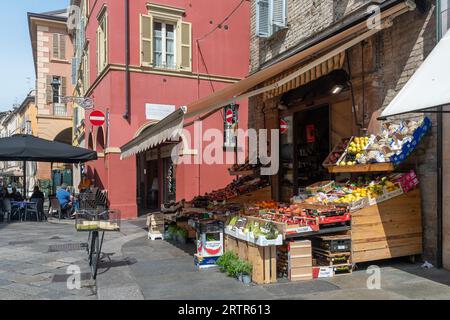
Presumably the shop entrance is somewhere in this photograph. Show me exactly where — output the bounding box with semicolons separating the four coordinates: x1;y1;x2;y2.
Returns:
280;104;332;202
146;159;159;211
294;105;331;190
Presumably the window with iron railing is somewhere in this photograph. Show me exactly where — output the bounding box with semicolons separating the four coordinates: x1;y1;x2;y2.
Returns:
53;103;68;116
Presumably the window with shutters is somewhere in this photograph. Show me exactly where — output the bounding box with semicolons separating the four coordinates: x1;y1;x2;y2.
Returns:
52;33;67;60
256;0;287;38
97;11;108;74
140;4;191;72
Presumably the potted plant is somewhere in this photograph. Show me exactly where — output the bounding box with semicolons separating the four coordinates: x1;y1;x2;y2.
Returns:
216;251;238;273
176;228;188;244
167;225;178;240
240;261;253;284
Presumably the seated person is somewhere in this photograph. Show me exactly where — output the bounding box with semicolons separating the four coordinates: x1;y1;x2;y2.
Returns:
56;184;73;216
78;175;92;193
10;187;23;202
31;186;45;201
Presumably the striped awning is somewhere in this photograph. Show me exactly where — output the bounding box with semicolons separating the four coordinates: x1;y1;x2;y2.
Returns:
120;109;185;160
263;52;346;100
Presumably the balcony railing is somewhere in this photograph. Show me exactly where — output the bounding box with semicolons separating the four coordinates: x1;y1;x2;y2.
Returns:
53;103;68;116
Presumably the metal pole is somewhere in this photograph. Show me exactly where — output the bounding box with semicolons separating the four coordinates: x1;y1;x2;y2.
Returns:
23;161;26;200
436;0;443;269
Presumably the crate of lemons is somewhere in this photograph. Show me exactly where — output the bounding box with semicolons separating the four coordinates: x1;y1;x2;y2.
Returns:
333;177;402;207
337;136;370;166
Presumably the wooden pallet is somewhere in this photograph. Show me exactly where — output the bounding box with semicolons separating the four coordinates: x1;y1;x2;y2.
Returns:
225;235;277;284
313;250;352;266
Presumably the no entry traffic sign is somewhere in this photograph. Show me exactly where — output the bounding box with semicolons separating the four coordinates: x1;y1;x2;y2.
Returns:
280;119;288;134
89;110;106;126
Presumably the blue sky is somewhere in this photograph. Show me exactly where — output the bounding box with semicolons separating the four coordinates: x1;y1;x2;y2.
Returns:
0;1;68;111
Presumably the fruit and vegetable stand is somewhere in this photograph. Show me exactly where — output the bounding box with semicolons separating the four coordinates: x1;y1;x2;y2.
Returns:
146;117;429;285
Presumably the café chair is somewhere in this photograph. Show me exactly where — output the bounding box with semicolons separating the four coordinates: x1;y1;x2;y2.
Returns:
49;196;63;220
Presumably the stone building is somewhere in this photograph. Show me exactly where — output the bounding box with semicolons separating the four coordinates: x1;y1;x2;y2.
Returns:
246;0;441;264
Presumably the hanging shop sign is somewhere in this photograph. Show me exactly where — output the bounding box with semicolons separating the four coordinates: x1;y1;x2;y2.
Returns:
89;110;106;127
223;103;239;149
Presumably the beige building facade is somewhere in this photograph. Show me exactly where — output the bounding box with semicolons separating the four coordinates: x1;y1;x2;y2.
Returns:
28;9;74;183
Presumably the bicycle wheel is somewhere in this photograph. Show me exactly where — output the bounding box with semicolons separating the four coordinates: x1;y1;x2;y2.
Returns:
91;232;100;279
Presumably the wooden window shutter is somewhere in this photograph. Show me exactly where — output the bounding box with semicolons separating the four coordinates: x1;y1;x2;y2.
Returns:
46;75;53;104
61;77;67;97
272;0;287;28
256;0;270;37
179;22;192;71
59;34;66;59
53;34;60;59
140;14;153;66
96;27;100;73
103;15;108;68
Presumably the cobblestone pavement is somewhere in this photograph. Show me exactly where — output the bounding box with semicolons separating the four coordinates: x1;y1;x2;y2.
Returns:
1;219;450;300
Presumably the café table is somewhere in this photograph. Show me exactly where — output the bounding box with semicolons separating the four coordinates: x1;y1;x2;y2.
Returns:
10;201;38;222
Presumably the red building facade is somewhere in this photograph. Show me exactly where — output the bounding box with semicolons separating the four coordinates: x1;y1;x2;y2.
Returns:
80;0;250;218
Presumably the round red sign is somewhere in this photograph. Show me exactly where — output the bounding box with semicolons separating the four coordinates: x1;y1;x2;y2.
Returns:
226;109;234;124
280;119;288;134
89;110;106;126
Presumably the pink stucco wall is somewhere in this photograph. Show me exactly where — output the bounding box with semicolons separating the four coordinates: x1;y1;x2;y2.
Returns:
84;0;250;219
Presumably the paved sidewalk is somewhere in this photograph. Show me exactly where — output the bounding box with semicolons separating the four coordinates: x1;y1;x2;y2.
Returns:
122;235;450;300
1;220;450;300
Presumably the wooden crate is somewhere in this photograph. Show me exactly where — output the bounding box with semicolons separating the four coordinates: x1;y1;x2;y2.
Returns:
327;163;394;173
351;188;422;263
224;235;277;284
230;186;272;205
288;240;312;282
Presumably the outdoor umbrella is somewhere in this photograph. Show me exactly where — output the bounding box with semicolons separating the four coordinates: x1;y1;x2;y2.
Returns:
0;134;98;197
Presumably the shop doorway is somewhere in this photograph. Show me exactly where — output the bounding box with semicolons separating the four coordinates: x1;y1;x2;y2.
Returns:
280;105;332;202
146;159;159;211
293;105;331;192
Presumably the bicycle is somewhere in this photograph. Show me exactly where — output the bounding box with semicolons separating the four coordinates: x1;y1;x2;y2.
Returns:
75;209;120;280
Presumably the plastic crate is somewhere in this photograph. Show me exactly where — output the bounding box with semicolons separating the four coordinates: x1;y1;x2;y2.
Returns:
390;117;431;165
196;220;224;234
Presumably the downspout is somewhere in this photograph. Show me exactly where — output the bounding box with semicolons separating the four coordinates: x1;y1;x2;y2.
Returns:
123;0;130;120
436;0;443;269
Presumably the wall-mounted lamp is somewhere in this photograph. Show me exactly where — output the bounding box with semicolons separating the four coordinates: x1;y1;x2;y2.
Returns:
331;84;344;95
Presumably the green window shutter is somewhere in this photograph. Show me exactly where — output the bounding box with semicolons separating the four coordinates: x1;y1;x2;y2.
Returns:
179;21;192;71
53;34;60;59
61;76;67;97
46;75;53;104
59;34;66;60
140;14;153;66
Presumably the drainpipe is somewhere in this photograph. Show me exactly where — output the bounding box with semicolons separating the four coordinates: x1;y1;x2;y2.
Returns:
436;0;443;269
123;0;131;120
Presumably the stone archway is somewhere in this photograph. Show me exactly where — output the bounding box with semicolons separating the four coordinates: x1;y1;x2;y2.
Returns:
53;127;72;145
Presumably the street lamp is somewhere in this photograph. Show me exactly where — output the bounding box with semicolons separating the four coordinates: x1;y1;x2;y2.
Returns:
51;76;94;109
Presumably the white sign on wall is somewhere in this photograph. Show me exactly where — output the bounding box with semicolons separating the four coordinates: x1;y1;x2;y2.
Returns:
145;104;176;121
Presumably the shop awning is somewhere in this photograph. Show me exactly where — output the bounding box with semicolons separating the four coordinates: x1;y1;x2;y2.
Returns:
380;29;450;119
183;1;413;119
263;52;346;100
120;108;185;160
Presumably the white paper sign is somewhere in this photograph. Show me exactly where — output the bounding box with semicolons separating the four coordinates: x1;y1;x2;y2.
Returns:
145;104;176;121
